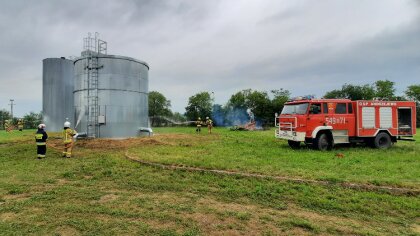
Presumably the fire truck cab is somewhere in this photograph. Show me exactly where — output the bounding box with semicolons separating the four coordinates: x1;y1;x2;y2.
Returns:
275;98;416;150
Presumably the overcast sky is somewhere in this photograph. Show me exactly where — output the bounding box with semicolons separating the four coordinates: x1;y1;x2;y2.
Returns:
0;0;419;117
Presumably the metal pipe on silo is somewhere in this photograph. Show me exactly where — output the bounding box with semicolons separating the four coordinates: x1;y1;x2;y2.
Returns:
42;58;74;132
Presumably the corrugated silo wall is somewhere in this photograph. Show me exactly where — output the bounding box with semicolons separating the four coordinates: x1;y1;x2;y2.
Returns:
42;58;74;132
73;55;149;138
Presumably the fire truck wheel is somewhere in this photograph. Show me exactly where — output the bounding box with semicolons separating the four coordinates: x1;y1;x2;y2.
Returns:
288;140;301;149
374;132;392;149
314;133;332;151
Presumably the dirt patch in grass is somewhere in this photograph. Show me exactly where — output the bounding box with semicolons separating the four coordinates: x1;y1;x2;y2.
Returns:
3;193;30;201
1;212;18;221
98;194;119;203
412;224;420;234
54;226;80;236
57;179;70;185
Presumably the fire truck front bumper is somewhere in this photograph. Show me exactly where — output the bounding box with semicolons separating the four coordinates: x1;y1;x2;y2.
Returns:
275;130;306;142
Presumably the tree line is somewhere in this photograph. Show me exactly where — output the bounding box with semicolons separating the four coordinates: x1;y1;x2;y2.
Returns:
0;110;42;130
149;80;420;127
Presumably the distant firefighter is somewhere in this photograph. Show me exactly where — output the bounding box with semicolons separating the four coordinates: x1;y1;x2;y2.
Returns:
206;117;213;134
195;117;202;133
62;121;78;158
3;120;8;131
35;124;48;159
17;119;24;131
4;120;12;133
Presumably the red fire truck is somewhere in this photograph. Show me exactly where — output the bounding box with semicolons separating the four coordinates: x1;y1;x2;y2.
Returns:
275;98;417;150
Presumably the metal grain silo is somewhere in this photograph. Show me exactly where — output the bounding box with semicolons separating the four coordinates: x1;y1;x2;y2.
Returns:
73;54;149;138
42;58;74;132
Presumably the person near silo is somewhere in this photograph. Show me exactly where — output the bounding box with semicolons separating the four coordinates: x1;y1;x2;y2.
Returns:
205;117;213;134
17;119;24;131
195;117;202;133
62;121;78;158
4;120;10;132
35;124;48;159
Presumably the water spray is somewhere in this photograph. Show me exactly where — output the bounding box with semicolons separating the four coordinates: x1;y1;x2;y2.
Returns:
152;116;196;125
75;108;84;129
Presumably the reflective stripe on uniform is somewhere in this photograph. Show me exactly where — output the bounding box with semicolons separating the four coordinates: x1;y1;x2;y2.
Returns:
36;142;46;146
37;154;45;158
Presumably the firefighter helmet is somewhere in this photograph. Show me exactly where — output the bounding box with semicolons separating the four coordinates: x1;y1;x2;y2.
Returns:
38;124;46;129
64;121;71;128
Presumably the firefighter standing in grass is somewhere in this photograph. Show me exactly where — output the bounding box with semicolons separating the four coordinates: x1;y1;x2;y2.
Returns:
35;124;48;159
206;117;213;134
62;121;77;158
17;119;24;131
4;120;10;132
195;117;202;133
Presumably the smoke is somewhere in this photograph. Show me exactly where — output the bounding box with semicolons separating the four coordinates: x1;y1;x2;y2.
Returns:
212;107;262;127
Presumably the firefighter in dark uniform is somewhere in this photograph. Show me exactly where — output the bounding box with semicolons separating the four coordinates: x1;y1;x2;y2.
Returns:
35;124;48;159
195;117;202;133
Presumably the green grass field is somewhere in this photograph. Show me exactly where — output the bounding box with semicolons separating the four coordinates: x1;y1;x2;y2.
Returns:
0;128;419;235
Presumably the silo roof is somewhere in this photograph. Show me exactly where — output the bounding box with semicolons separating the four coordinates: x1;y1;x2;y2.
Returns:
74;54;149;69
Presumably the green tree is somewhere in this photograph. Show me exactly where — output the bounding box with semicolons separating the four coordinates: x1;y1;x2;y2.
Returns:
23;112;42;129
405;84;420;127
227;89;249;110
374;80;396;99
171;112;187;123
271;89;291;114
185;92;213;122
324;84;374;100
148;91;172;127
405;84;420;101
227;89;273;125
324;89;343;99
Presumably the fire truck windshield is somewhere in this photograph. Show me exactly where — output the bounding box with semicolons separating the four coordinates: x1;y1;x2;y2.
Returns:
281;103;309;115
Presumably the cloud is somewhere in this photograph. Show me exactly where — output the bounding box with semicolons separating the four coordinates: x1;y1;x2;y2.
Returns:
0;0;419;116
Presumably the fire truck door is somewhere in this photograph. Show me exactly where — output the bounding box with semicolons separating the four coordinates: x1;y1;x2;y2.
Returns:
307;103;324;134
328;102;355;142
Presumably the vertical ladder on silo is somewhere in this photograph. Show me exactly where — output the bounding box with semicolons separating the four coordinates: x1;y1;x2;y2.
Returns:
87;56;99;138
83;32;107;138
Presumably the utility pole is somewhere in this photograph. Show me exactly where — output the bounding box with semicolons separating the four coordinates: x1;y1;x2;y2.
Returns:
8;99;15;119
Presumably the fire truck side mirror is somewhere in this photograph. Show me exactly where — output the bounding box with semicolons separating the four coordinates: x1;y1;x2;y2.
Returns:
275;113;278;117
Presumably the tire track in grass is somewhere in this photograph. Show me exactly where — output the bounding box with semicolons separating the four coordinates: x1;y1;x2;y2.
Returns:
124;150;420;196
